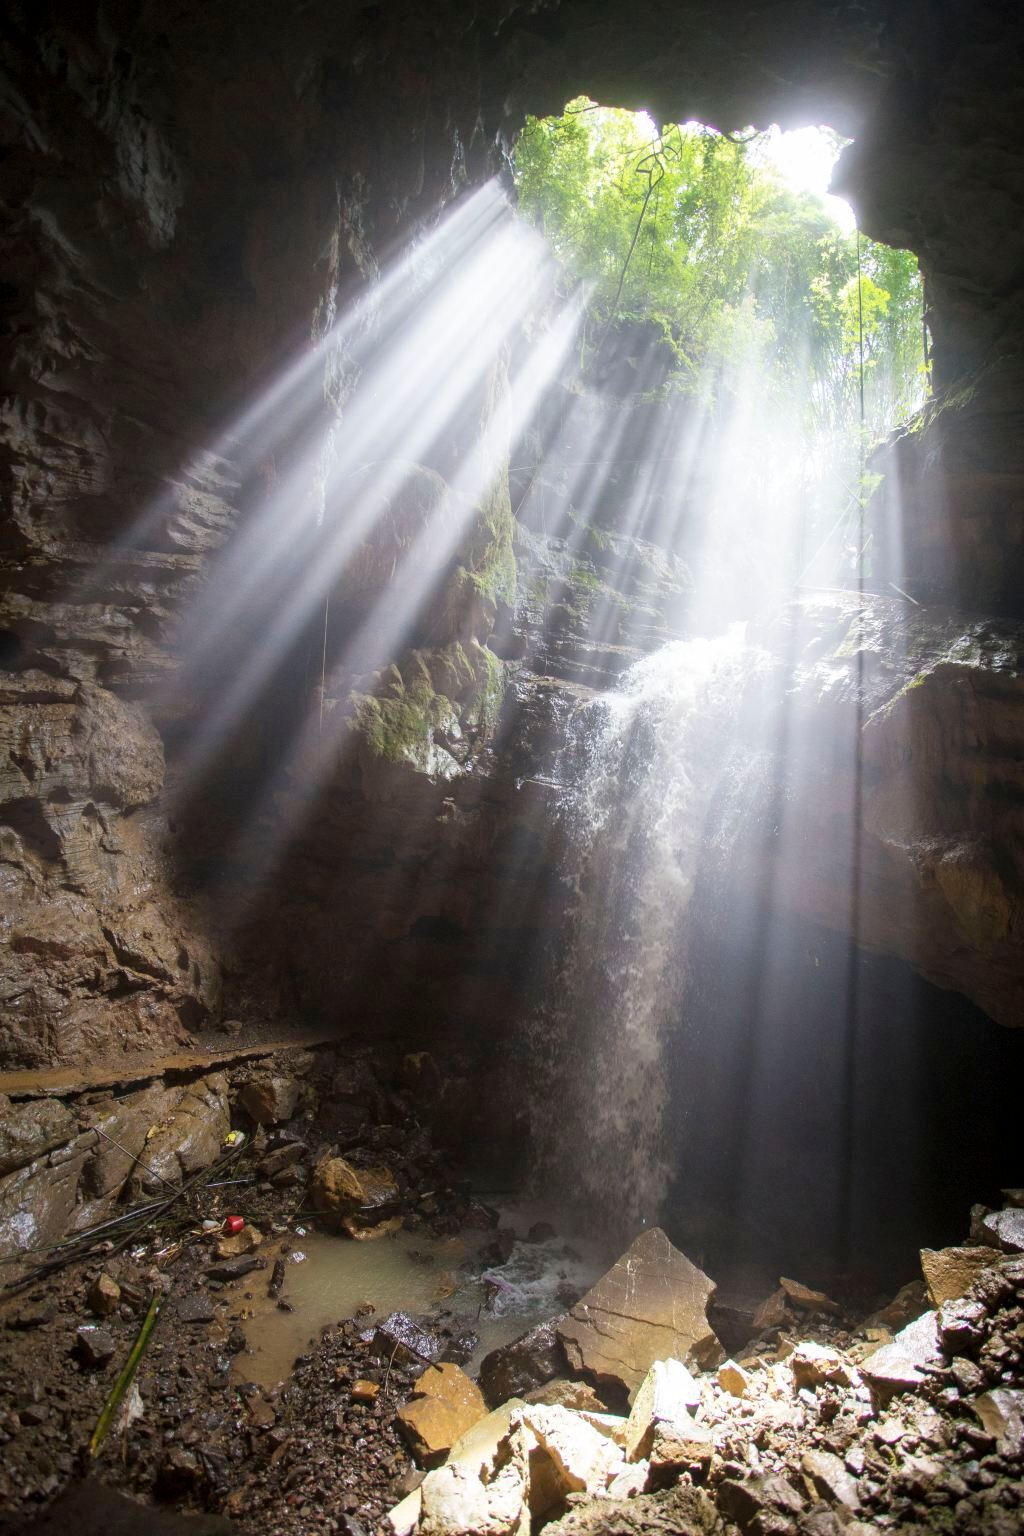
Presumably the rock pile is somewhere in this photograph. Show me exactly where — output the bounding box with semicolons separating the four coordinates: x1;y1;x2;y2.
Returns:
387;1201;1024;1536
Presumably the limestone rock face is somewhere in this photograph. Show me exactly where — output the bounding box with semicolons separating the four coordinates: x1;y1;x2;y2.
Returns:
716;594;1024;1029
0;1096;76;1177
557;1230;723;1398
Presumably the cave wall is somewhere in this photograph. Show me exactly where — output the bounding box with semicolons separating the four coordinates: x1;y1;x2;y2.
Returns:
2;0;1024;1071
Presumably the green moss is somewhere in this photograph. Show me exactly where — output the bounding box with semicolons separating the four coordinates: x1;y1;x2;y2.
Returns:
349;669;455;769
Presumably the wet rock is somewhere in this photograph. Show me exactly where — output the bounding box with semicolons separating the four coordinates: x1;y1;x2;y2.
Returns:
177;1294;215;1323
397;1364;487;1466
625;1359;702;1460
87;1273;121;1317
780;1277;840;1315
257;1142;306;1179
558;1229;722;1398
135;1078;230;1192
0;1095;76;1177
920;1245;996;1306
0;1140;90;1260
155;1447;201;1498
205;1254;261;1282
970;1389;1024;1455
374;1312;446;1367
342;1212;404;1241
801;1449;860;1511
214;1226;263;1258
790;1342;853;1390
311;1156;399;1230
479;1316;566;1408
980;1207;1024;1253
861;1310;942;1403
76;1325;116;1367
239;1074;300;1126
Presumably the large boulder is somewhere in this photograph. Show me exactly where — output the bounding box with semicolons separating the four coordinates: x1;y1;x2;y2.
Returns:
557;1229;723;1399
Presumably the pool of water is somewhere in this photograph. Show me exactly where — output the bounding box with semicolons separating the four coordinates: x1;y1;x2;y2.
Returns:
232;1200;609;1390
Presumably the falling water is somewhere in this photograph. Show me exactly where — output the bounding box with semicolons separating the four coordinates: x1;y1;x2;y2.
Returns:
529;627;767;1234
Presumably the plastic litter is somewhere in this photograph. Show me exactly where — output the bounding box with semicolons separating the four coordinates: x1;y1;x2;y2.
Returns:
224;1215;245;1235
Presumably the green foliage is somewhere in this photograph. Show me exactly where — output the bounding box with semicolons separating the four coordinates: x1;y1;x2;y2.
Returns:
513;100;926;438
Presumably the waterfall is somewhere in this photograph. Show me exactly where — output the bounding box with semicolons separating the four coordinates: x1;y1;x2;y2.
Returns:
528;627;766;1234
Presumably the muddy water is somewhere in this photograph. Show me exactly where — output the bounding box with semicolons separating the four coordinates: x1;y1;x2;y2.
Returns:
233;1204;609;1390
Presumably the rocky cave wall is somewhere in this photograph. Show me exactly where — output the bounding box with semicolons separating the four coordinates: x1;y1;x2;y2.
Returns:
2;0;1024;1078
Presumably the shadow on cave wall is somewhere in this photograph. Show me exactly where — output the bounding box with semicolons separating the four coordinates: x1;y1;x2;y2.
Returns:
667;897;1023;1295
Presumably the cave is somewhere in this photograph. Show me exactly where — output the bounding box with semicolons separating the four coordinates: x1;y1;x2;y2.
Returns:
1;3;1023;1532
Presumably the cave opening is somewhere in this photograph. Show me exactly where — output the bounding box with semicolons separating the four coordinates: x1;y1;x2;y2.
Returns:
2;7;1024;1529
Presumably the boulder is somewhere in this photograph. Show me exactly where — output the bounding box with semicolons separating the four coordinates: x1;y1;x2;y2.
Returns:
863;1279;929;1331
717;1360;751;1398
135;1078;230;1192
388;1401;529;1534
718;1473;806;1532
0;1138;90;1260
980;1208;1024;1253
920;1245;996;1306
970;1389;1024;1456
397;1363;487;1466
479;1316;566;1408
239;1074;300;1126
790;1342;853;1390
311;1155;398;1231
517;1404;625;1512
0;1095;76;1177
779;1277;840;1315
557;1230;722;1399
417;1456;528;1536
801;1449;860;1511
625;1359;702;1461
645;1411;714;1482
861;1310;942;1404
751;1288;789;1332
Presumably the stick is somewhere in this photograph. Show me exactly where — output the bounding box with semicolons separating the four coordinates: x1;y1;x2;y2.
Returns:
89;1293;163;1457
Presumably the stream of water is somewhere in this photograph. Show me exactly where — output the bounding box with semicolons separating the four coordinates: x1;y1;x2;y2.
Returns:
527;628;766;1235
